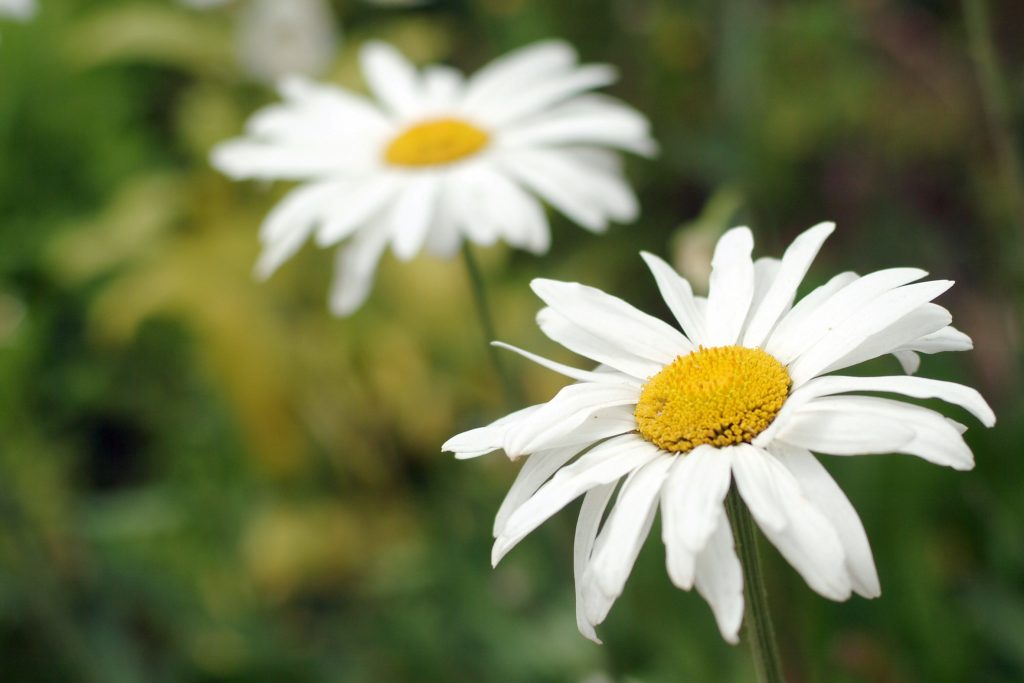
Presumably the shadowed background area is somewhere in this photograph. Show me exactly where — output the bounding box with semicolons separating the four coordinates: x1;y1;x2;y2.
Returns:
0;0;1022;681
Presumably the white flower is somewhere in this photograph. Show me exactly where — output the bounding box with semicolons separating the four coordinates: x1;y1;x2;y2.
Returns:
236;0;338;84
180;0;338;84
0;0;36;22
443;222;994;644
212;40;657;315
179;0;232;8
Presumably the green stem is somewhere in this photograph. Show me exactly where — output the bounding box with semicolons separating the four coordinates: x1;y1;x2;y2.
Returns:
727;488;787;683
962;0;1024;240
461;244;522;408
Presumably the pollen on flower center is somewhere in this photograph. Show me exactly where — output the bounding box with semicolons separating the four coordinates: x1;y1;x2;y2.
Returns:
634;345;791;453
384;118;490;167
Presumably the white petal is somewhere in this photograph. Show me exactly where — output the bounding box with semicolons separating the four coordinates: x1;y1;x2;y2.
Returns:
893;350;921;374
462;40;577;115
742;222;834;347
730;444;788;533
661;500;696;591
640;251;709;345
574;482;618;643
772;443;880;598
494;446;583;537
492;341;641;386
504;381;640;455
557;148;641;223
483;65;618;127
772;402;916;456
493;434;661;565
423;179;462;258
693;514;744;644
450;165;550;253
534;404;639;452
787;374;995;427
788;279;955;386
442;405;541;458
327;224;391;316
767;268;925;365
764;270;857;358
389;174;442;261
820;303;951;375
898;325;973;354
422;65;465;111
274;75;392;136
732;444;852;601
316;174;401;246
253;181;342;277
660;445;732;591
499;94;656;156
359;41;424;119
743;256;782;332
445;164;500;247
537;307;665;380
211;138;354;181
531;279;692;367
705;227;755;346
662;446;733;557
779;396;975;469
586;456;674;600
498;150;629;232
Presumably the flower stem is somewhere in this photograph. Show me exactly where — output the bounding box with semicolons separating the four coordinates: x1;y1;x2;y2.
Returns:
461;244;522;408
962;0;1024;242
727;488;787;683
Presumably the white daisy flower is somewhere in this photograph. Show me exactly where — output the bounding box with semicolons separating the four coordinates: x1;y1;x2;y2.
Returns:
443;222;994;644
179;0;338;84
236;0;338;85
211;40;657;315
179;0;232;8
0;0;36;22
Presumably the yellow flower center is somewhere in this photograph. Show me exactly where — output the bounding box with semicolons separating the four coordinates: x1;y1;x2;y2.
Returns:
384;118;490;167
634;346;791;453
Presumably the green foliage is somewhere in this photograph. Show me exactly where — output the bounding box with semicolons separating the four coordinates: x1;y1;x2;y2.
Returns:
1;0;1022;681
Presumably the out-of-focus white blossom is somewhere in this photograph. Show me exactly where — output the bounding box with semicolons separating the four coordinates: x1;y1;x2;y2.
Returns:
0;0;36;22
237;0;338;84
212;40;656;315
180;0;338;84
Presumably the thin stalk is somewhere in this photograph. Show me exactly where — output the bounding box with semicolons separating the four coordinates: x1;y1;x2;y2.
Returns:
727;488;787;683
962;0;1024;239
461;244;522;408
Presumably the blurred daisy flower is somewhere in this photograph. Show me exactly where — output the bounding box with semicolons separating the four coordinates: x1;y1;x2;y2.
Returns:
0;0;36;22
212;40;657;315
444;222;994;643
181;0;338;84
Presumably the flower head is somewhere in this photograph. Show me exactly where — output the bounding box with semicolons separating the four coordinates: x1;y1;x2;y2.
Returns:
212;40;656;315
0;0;36;22
181;0;338;84
236;0;338;84
444;222;994;643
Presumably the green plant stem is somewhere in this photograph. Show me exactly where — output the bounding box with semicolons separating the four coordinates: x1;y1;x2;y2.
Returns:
461;244;522;409
727;488;787;683
962;0;1024;240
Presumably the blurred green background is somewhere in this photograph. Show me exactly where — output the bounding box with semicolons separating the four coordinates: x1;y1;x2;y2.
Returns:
1;0;1022;681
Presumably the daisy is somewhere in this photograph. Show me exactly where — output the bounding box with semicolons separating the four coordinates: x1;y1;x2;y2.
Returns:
180;0;338;84
212;40;656;315
0;0;36;22
443;222;994;644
